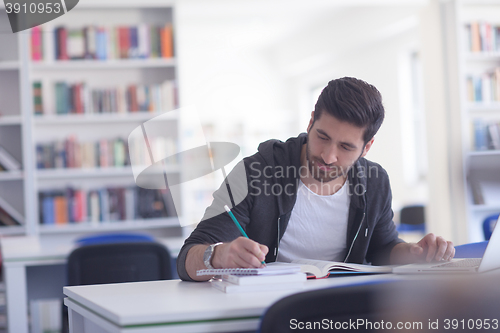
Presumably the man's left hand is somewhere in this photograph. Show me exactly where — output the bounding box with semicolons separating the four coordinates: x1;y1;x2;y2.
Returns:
390;233;455;265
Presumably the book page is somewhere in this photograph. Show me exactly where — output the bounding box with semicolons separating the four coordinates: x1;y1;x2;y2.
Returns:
292;259;343;275
292;259;392;274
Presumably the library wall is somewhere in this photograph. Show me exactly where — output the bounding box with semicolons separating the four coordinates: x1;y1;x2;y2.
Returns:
176;3;431;224
318;29;427;212
176;2;298;156
264;6;427;222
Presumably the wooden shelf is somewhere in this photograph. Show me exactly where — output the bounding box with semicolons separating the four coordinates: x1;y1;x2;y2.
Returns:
38;217;179;234
30;58;176;70
34;111;177;125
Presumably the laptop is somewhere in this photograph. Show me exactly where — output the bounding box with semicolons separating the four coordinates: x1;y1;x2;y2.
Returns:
393;216;499;274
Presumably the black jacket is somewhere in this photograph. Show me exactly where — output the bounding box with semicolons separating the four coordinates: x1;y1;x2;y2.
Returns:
177;133;404;281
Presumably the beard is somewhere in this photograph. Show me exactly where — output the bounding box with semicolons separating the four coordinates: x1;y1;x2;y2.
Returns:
305;141;364;183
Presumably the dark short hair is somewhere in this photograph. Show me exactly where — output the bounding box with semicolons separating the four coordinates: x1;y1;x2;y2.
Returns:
313;77;385;144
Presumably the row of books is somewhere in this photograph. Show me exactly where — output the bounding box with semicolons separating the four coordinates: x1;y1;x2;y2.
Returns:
31;24;173;61
36;137;130;169
473;119;500;151
33;80;177;115
36;135;178;170
465;21;500;53
39;186;176;225
466;69;500;102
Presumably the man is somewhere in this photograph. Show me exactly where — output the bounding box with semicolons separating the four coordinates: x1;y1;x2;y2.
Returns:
177;77;455;282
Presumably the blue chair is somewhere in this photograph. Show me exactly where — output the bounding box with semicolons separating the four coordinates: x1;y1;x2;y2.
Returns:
454;241;488;258
397;205;426;233
483;214;498;240
75;233;154;246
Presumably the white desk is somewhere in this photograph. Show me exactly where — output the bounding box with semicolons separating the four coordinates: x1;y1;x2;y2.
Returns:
63;275;397;333
0;236;185;333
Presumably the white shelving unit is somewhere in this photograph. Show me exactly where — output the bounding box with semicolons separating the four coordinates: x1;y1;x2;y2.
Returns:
0;7;24;239
451;0;500;242
0;1;185;241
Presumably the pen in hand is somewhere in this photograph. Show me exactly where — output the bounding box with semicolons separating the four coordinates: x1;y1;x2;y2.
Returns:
224;205;266;265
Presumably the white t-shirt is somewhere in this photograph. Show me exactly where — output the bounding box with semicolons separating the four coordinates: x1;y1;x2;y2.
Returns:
276;179;351;262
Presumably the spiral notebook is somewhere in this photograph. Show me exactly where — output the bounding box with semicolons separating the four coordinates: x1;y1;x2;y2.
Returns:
196;262;301;276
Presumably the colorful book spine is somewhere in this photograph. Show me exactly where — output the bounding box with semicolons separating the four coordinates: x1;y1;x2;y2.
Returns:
41;195;55;225
129;26;139;58
31;26;43;61
33;81;44;115
138;24;149;58
161;23;173;58
96;27;107;60
119;27;130;59
54;195;68;224
59;27;69;60
150;26;159;58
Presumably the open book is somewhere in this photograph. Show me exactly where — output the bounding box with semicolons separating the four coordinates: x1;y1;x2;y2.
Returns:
289;259;392;278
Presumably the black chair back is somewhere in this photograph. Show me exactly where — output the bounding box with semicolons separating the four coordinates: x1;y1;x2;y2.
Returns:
259;282;402;333
67;242;173;285
260;277;500;333
400;205;425;225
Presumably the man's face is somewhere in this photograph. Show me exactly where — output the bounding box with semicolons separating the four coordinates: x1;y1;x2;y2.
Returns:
305;111;374;183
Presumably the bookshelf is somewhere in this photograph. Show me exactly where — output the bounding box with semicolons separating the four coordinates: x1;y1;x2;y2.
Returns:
452;0;500;241
0;7;25;236
0;1;186;240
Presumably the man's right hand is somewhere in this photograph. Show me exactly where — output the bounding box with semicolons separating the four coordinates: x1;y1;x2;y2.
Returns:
185;237;268;281
211;237;268;269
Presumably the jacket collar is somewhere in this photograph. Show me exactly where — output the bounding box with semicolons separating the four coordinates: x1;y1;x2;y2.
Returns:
269;133;367;214
347;159;368;210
